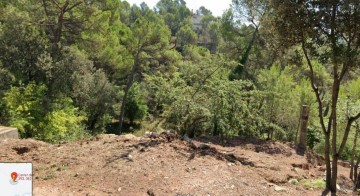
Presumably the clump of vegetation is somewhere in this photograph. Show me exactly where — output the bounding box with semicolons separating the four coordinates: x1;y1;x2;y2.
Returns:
299;179;326;189
288;178;299;185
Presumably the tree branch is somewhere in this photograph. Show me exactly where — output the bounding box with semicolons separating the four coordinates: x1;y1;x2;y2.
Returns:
338;112;360;155
301;40;328;134
50;0;61;9
65;1;83;12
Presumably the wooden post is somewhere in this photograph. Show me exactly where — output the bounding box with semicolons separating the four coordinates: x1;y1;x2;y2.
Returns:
296;105;310;155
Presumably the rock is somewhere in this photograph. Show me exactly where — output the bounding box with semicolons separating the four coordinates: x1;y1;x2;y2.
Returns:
231;185;235;189
117;187;122;192
292;167;301;174
123;134;137;140
147;189;155;196
336;184;340;190
274;186;287;192
266;182;277;187
318;166;326;171
183;134;191;142
149;132;159;139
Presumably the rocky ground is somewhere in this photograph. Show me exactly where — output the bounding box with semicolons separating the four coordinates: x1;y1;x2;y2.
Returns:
0;131;355;196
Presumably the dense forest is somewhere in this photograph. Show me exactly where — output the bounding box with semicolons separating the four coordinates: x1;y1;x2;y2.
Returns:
0;0;360;194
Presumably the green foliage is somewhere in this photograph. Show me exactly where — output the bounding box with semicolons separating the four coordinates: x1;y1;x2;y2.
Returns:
144;48;268;138
156;0;191;36
70;53;117;131
3;83;87;142
1;0;359;153
125;83;148;125
299;179;326;189
257;65;300;140
3;83;47;137
288;178;299;185
41;98;87;143
307;127;322;150
176;24;197;49
339;144;352;161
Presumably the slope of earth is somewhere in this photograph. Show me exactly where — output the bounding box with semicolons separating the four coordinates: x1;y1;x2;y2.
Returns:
0;132;354;196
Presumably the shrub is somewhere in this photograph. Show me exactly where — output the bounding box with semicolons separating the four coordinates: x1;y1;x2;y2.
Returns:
125;82;148;125
3;83;88;142
307;127;322;150
299;179;325;189
40;98;88;143
3;82;47;138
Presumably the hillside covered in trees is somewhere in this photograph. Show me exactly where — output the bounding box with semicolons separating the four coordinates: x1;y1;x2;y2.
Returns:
1;0;360;194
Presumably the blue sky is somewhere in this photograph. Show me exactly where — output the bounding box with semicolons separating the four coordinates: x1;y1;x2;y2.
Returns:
124;0;232;17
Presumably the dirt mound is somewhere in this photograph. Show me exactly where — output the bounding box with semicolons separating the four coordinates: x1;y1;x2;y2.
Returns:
0;132;354;195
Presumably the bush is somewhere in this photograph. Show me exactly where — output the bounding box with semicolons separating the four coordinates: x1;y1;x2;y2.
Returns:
3;82;47;138
125;82;148;125
299;179;325;189
3;83;88;143
40;98;88;143
307;127;322;150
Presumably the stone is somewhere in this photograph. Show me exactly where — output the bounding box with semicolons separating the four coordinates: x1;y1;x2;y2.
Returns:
336;184;340;190
0;126;18;139
123;134;137;140
274;186;287;192
147;189;155;196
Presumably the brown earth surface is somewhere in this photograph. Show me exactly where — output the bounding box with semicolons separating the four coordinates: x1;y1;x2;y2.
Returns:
0;131;355;196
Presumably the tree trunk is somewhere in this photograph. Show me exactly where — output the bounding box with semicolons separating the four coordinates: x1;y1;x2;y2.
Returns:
354;167;360;191
330;154;339;194
231;26;259;80
354;158;360;188
118;57;139;135
350;125;359;180
296;105;309;155
324;133;332;191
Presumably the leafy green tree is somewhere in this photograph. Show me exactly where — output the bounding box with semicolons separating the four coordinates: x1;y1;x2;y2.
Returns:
76;0;127;81
118;10;171;134
0;63;14;124
144;46;269;138
0;3;49;84
3;83;47;138
222;0;267;80
41;98;87;142
257;65;298;139
268;0;360;193
71;62;116;131
175;24;197;50
196;6;213;16
156;0;191;36
125;82;148;125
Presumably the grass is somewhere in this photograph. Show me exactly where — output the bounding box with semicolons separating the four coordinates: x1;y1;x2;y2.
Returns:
288;178;299;185
38;171;56;180
35;164;67;180
299;178;326;189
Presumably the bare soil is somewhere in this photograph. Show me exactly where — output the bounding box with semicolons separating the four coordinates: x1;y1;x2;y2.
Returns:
0;132;355;196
